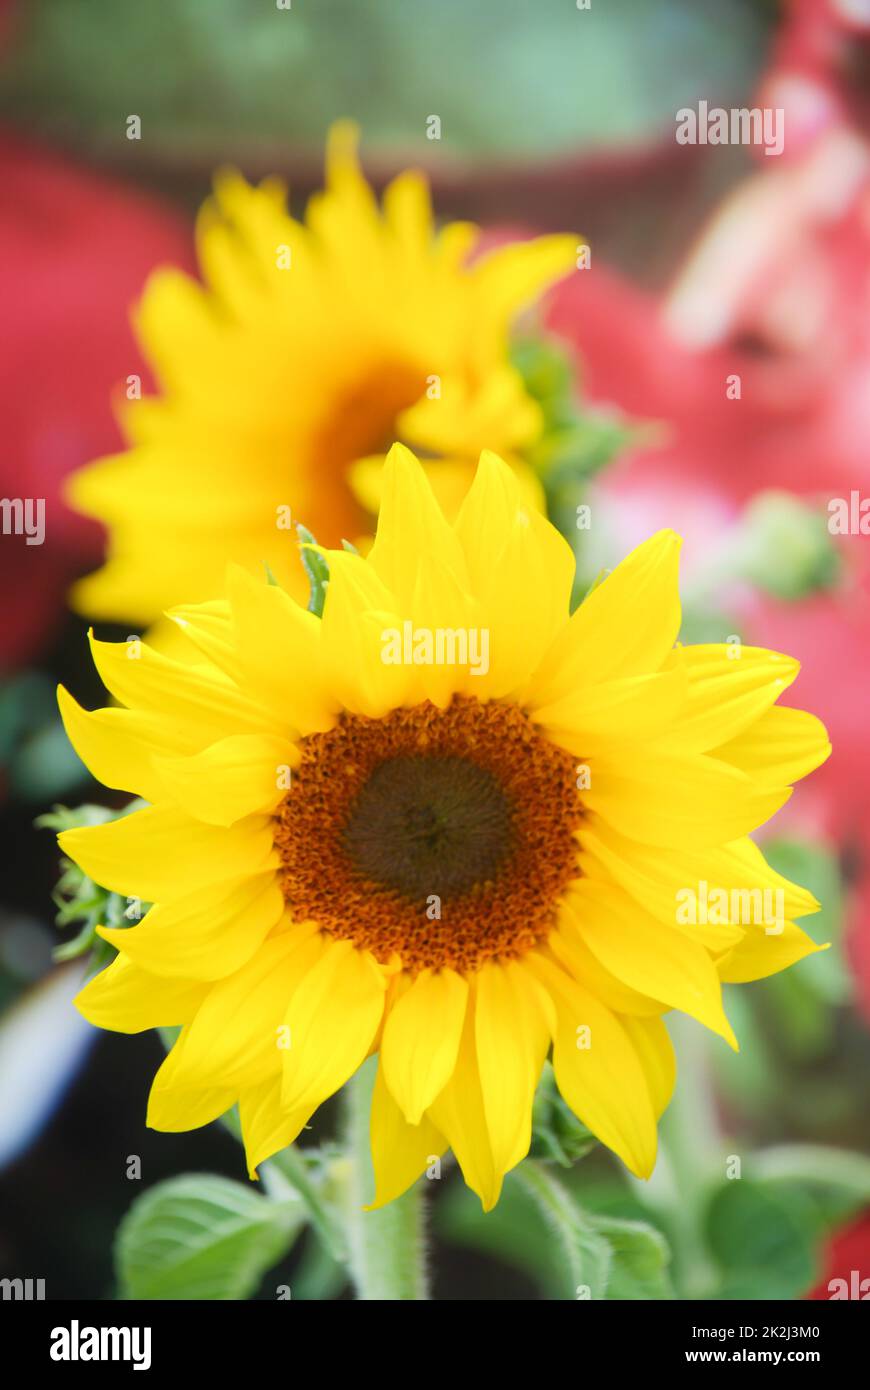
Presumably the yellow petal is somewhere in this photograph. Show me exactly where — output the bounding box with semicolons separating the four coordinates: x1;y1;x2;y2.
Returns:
57;685;167;803
165;598;242;679
280;939;388;1114
227;565;338;735
532;530;682;704
156;924;324;1092
409;553;481;706
717;922;826;983
475;961;550;1176
585;750;791;849
147;1044;235;1132
550;916;663;1016
97;872;284;981
367;1060;446;1209
565;880;737;1048
578;821;819;942
58;805;277;901
470;233;577;345
240;1077;315;1177
154;732;297;826
526;952;658;1179
655;644;800;754
315;547;414;717
367;442;469;612
619;1015;676;1119
453;449;575;697
531;666;687;755
75;953;208;1033
380;967;468;1124
427;1004;502;1211
89;632;275;744
713;706;831;787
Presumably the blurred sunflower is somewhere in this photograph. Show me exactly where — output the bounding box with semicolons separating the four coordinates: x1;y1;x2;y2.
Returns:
67;123;576;625
58;446;830;1210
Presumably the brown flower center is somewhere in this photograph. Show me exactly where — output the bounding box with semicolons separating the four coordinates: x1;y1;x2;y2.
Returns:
273;695;583;973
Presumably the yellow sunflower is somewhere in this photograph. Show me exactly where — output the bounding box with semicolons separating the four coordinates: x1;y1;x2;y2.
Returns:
66;123;576;625
58;446;830;1211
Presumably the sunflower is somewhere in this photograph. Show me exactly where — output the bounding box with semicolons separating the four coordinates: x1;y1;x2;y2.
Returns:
58;445;830;1211
66;123;577;626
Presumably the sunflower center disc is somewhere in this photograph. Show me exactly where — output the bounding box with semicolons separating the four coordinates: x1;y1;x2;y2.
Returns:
274;695;583;973
342;755;514;900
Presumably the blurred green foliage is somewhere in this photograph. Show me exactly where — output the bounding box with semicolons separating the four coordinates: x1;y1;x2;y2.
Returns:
0;0;770;165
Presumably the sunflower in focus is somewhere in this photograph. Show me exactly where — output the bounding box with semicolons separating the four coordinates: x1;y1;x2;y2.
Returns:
58;446;830;1210
67;123;577;625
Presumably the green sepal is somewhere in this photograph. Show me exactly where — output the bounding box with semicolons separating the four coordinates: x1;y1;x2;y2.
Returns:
296;524;330;617
38;801;151;967
529;1060;598;1165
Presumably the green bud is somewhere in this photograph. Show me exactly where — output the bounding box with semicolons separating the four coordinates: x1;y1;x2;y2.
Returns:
733;492;841;601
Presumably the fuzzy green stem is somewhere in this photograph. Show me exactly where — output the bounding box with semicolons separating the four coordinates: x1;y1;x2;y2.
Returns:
339;1057;430;1301
516;1159;610;1299
658;1014;720;1298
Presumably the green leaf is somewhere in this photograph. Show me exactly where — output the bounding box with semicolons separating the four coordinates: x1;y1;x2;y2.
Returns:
589;1214;674;1300
703;1179;818;1300
116;1174;304;1300
752;1144;870;1201
296;525;329;618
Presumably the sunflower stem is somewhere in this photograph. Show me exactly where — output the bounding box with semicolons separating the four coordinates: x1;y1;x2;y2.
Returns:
658;1015;720;1298
516;1159;611;1299
339;1057;431;1300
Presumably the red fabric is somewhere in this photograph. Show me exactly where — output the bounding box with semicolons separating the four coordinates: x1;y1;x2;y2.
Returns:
0;133;193;669
807;1209;870;1299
